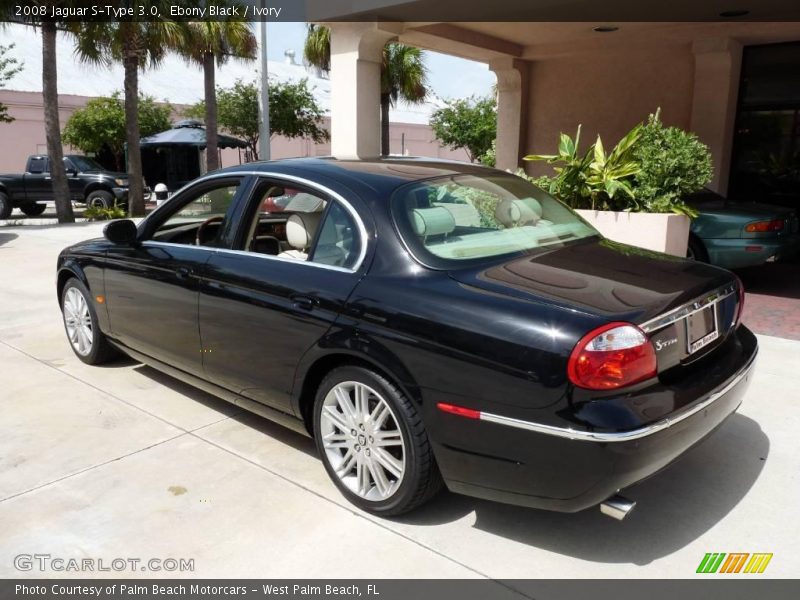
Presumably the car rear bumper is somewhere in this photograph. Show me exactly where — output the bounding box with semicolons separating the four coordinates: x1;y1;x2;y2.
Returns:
430;326;758;513
705;236;800;268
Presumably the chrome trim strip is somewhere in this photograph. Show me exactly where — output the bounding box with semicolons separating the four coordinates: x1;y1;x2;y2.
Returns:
479;350;756;442
137;170;369;273
639;283;737;333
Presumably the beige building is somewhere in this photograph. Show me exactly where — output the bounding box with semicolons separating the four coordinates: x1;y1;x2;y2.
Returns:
319;21;800;201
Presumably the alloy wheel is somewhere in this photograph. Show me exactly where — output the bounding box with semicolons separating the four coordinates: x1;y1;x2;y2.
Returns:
319;381;406;501
63;287;93;356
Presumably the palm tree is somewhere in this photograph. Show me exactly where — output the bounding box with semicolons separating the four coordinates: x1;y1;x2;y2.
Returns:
73;15;184;217
182;8;256;173
1;7;75;223
303;25;428;156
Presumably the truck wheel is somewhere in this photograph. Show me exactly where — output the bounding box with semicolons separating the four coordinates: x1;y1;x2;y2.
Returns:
20;202;46;216
86;190;114;209
0;192;12;219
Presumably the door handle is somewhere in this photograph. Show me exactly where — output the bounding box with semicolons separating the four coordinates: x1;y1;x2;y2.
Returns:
291;295;318;311
175;266;193;280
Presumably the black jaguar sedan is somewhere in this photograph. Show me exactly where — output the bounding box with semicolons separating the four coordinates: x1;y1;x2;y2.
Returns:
57;158;757;518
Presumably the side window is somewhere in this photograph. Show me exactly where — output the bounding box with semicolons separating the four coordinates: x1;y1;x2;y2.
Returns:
243;180;327;259
28;157;47;174
311;202;361;269
150;181;240;246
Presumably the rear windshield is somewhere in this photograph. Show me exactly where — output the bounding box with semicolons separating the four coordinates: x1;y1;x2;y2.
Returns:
391;172;598;268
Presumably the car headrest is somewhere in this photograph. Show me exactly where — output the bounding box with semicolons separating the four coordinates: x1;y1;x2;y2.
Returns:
286;212;323;250
411;207;456;237
494;198;543;228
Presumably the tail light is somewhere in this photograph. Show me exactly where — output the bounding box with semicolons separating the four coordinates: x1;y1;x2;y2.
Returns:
745;219;784;233
568;322;657;390
734;275;745;326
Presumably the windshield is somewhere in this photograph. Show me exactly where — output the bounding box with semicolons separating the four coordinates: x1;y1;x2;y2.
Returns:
391;172;598;267
68;156;106;172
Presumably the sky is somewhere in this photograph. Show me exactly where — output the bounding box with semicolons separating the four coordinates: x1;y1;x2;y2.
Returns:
261;22;496;100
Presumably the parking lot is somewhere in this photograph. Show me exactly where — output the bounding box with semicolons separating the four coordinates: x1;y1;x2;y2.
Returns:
0;220;798;580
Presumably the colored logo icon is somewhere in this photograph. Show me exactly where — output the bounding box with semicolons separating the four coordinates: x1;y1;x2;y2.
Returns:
696;552;773;574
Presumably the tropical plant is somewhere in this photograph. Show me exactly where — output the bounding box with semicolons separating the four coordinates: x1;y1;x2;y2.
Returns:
72;12;185;217
525;124;643;211
3;5;78;223
303;25;428;156
63;93;173;171
0;43;23;124
524;114;707;216
429;96;497;163
632;108;711;216
181;5;257;172
185;79;329;161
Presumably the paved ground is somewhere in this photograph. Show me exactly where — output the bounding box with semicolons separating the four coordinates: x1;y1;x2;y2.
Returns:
0;221;798;580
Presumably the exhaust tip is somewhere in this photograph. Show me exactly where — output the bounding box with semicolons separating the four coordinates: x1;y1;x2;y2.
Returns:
600;495;636;520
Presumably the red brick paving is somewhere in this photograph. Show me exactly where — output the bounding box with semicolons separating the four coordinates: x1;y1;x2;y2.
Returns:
737;259;800;341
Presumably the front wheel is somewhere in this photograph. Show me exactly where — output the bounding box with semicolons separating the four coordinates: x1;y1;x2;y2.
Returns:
86;190;114;209
313;366;442;516
61;278;118;365
20;202;46;216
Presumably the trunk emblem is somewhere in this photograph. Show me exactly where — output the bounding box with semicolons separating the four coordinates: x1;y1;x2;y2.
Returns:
654;337;678;351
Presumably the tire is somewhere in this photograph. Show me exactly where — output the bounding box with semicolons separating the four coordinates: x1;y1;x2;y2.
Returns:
686;234;709;263
313;365;443;516
86;190;114;209
0;191;12;219
60;278;118;365
20;202;46;216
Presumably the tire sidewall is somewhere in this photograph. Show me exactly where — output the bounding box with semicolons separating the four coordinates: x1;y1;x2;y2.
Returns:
0;192;12;219
313;366;423;515
61;278;105;364
87;190;113;209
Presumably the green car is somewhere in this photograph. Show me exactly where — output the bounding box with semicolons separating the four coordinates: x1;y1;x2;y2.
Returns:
687;190;800;269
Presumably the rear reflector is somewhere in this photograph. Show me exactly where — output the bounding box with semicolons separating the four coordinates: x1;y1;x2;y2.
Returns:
436;403;481;419
567;322;657;390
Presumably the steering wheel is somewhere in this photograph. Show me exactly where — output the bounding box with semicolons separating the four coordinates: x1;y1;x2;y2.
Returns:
195;216;224;246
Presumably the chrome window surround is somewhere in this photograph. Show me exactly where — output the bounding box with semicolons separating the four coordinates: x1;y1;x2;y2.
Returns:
638;283;738;334
479;349;755;442
136;171;369;274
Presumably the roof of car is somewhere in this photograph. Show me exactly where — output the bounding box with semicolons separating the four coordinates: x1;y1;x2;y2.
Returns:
218;157;498;196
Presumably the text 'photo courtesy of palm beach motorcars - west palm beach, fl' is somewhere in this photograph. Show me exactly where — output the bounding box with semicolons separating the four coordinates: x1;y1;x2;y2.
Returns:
57;158;756;518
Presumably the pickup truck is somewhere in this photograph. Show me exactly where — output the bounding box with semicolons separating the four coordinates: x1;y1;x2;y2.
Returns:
0;154;133;219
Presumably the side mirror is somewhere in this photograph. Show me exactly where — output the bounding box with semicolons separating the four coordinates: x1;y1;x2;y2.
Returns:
103;219;137;245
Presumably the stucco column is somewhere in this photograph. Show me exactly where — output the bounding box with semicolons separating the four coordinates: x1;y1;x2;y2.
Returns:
490;58;530;171
690;38;743;196
328;23;400;159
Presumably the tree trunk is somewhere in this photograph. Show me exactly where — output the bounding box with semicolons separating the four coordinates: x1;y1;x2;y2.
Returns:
123;51;145;217
41;23;74;224
204;52;220;173
380;94;391;156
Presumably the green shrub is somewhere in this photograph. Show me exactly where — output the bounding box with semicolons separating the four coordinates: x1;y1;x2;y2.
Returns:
83;203;127;221
633;108;711;216
523;109;711;216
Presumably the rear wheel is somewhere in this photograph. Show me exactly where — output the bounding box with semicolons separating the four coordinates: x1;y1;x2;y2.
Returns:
0;191;12;219
313;366;442;516
61;278;117;365
86;190;114;209
686;235;709;263
20;202;46;216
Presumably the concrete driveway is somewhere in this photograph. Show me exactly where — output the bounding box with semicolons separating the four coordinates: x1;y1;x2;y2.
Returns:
0;222;797;579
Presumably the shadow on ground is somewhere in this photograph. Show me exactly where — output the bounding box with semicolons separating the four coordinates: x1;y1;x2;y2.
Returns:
122;356;768;565
395;413;768;565
0;233;18;247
